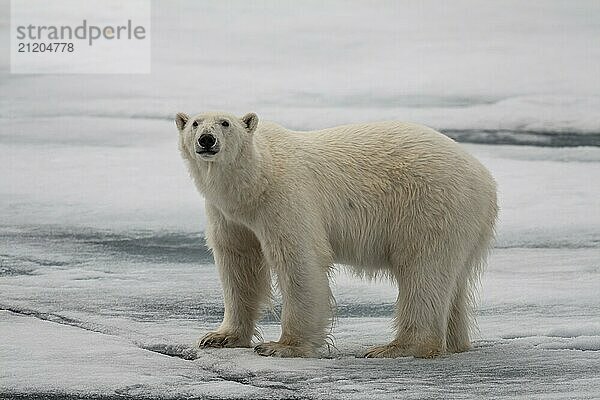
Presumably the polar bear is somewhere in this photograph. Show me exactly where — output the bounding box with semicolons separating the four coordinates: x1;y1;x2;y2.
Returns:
175;111;497;358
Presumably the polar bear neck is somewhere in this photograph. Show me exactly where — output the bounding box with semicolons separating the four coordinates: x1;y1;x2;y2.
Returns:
191;140;271;219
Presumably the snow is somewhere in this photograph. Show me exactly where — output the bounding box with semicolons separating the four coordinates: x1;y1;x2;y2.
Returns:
1;1;600;136
1;0;600;398
2;252;600;400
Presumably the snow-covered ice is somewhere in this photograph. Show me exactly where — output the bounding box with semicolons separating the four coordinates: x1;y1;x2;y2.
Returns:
2;242;599;399
1;0;599;399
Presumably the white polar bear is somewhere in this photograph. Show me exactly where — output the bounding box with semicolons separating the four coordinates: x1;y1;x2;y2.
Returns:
175;111;498;358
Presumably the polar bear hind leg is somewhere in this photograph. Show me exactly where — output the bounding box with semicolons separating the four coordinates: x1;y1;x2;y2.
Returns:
445;273;472;354
363;255;458;358
447;226;494;353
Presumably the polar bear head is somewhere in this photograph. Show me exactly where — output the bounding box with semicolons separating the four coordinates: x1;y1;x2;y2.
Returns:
175;111;258;163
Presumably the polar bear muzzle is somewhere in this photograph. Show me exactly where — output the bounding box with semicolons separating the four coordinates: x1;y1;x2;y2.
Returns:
195;133;219;156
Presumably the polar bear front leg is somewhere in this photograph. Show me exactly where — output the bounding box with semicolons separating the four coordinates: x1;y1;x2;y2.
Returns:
198;206;271;349
255;232;333;358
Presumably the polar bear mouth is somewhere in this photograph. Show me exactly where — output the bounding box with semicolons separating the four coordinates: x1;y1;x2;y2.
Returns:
196;149;219;155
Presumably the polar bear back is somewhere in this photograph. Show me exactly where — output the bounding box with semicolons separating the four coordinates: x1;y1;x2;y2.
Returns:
253;120;497;271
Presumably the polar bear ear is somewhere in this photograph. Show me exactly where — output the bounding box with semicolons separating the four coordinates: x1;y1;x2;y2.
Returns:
175;112;189;132
241;112;258;134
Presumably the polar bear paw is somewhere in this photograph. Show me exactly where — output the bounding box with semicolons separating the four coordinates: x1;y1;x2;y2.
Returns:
197;331;250;348
362;341;443;359
254;341;314;358
362;342;411;358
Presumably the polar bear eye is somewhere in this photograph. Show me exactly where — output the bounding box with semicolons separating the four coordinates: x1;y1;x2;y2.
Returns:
192;121;198;128
221;120;229;127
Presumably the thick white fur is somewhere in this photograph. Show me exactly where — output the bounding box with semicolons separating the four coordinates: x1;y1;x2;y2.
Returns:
176;111;498;358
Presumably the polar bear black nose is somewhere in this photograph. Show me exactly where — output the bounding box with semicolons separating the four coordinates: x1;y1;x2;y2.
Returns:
198;134;216;149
